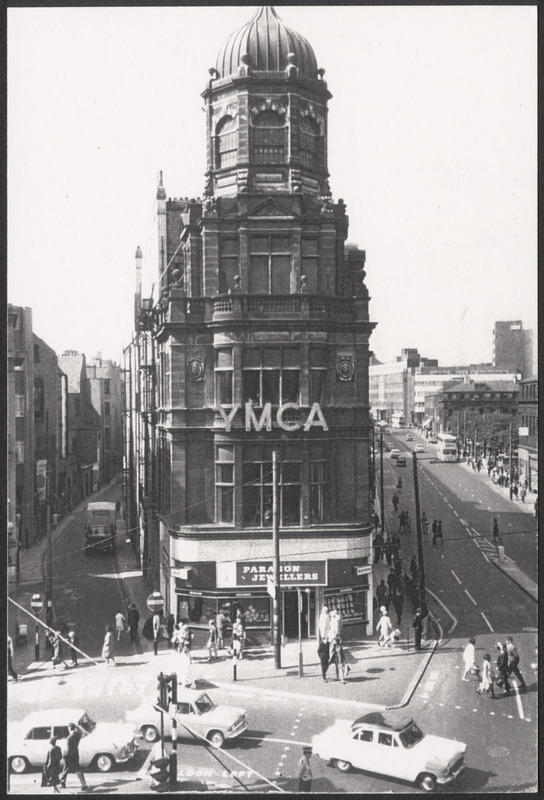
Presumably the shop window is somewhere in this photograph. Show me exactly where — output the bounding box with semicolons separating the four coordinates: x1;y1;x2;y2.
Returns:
242;347;300;406
301;238;318;293
215;349;233;405
216;445;234;523
300;116;321;170
249;236;291;294
216;116;238;169
252;111;285;164
219;238;239;294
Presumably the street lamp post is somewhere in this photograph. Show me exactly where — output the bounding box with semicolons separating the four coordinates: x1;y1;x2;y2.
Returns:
412;452;428;618
379;428;385;540
272;451;281;669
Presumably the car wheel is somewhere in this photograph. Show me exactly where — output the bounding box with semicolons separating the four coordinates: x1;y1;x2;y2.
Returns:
9;756;29;774
418;772;437;792
142;725;159;744
95;753;115;773
207;730;225;748
334;759;352;773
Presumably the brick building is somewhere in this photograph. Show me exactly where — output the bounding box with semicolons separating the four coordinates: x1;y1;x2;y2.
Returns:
87;354;125;485
492;320;534;378
517;377;538;493
131;7;376;640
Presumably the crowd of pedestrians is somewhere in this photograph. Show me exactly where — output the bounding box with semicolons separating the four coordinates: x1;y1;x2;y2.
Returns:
317;606;350;683
461;635;528;698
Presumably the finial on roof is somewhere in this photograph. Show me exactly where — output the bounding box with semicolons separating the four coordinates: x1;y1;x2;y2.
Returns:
157;170;166;200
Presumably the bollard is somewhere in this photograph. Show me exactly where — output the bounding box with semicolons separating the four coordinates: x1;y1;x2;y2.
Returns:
232;657;237;682
298;650;304;678
497;545;505;562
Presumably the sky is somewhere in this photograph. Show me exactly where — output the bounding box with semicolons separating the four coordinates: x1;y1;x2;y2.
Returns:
7;5;537;368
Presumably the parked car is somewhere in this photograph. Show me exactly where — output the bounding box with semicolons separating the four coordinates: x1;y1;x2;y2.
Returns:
128;688;247;748
396;456;407;466
415;444;425;453
390;449;400;459
8;708;138;774
312;711;467;792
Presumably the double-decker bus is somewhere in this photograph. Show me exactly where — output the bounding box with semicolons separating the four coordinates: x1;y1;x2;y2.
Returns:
391;413;405;429
436;433;458;462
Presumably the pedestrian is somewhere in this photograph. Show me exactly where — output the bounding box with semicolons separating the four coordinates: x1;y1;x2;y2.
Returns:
376;608;393;648
391;589;404;626
391;532;401;561
8;634;18;682
476;654;495;698
477;459;482;473
372;511;380;532
166;613;175;648
297;747;313;792
505;636;527;688
387;567;399;597
512;482;518;499
461;637;478;681
409;554;418;584
392;493;399;512
492;517;501;543
520;486;526;503
102;625;115;666
59;722;88;790
114;610;126;642
317;638;330;682
43;736;63;793
329;636;349;683
399;510;406;532
206;619;218;662
437;520;443;542
216;608;226;650
405;513;412;534
52;631;69;669
318;605;330;644
421;512;429;534
412;608;423;651
394;556;403;577
376;579;389;611
495;642;511;695
179;642;194;686
152;612;161;656
397;476;403;491
373;531;384;562
233;611;245;659
329;608;342;640
230;632;241;661
67;630;79;667
127;603;140;643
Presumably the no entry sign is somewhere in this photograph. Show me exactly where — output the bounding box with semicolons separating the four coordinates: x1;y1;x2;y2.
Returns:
147;591;165;613
31;594;43;614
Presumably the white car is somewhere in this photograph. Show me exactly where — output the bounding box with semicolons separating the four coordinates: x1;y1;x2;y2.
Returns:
390;449;400;459
8;708;138;774
312;711;467;792
415;444;425;453
128;688;247;749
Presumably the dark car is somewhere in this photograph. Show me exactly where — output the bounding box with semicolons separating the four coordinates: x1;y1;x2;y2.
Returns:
396;456;407;466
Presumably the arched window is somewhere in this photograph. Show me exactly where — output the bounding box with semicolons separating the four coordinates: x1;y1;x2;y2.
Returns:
300;116;321;170
33;343;41;363
252;111;285;164
34;378;44;419
216;116;238;169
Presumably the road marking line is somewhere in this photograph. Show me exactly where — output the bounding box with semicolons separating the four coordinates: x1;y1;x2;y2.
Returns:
453;509;459;517
464;589;477;606
426;587;457;634
451;570;462;584
480;612;494;632
513;685;525;720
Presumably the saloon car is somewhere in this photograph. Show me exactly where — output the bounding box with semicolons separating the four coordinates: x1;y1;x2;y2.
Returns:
128;688;247;748
415;444;425;453
8;708;138;774
390;449;400;459
396;456;407;466
312;711;467;792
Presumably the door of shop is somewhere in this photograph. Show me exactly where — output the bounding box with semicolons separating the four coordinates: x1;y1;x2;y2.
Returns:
283;589;316;639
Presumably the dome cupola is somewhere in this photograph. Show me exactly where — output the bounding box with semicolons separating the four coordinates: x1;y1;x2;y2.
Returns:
216;6;318;79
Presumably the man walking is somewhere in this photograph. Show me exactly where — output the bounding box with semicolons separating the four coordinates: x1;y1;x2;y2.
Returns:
376;579;389;612
392;493;399;513
59;722;88;791
492;517;501;543
374;531;384;562
152;612;161;656
127;604;140;643
412;608;423;651
505;636;527;688
495;642;511;695
372;511;380;532
297;747;313;792
391;532;401;562
391;589;404;626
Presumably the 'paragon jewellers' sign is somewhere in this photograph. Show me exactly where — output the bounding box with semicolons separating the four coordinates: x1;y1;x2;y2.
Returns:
236;560;327;586
215;402;329;433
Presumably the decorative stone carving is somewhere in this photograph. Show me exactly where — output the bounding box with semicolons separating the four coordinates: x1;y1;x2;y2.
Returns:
336;356;355;382
188;360;205;382
212;101;239;122
250;98;287;118
237;170;249;193
291;169;302;193
299;103;325;134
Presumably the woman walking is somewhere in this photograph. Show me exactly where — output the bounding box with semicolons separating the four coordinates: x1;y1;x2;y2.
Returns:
476;653;495;698
44;736;63;793
206;619;218;662
376;608;393;648
461;637;478;681
102;625;115;666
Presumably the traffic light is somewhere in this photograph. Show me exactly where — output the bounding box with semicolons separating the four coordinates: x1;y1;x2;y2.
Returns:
164;673;178;706
156;672;167;711
149;755;170;787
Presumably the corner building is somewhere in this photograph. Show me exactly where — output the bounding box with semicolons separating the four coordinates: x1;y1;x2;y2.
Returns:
151;7;376;642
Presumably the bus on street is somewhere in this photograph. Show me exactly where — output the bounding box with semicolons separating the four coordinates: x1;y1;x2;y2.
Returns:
436;433;458;462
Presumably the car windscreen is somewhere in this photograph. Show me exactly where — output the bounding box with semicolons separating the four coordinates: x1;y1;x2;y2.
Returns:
194;695;214;714
399;721;425;748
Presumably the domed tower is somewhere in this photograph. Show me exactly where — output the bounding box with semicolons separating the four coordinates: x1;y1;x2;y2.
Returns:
204;5;330;200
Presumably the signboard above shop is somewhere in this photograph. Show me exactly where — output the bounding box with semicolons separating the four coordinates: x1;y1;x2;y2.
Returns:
236;560;327;587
